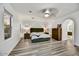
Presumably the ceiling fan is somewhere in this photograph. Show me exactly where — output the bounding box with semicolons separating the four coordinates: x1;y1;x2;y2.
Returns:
40;8;58;18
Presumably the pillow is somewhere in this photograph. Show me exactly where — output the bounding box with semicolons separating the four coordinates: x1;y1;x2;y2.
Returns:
31;32;43;37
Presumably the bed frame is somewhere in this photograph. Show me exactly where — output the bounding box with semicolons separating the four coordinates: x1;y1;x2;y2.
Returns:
30;28;50;43
30;28;44;33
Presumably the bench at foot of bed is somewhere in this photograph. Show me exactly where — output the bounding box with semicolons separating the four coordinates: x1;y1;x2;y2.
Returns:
31;38;50;43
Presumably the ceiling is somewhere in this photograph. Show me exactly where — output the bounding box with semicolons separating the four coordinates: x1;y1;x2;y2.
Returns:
10;3;79;20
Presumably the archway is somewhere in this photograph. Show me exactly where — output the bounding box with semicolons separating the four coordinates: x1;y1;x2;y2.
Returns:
62;18;74;44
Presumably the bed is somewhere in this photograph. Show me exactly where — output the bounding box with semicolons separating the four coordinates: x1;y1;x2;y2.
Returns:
30;28;50;43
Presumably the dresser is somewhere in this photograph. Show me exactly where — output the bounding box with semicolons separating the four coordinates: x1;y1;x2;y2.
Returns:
52;24;62;41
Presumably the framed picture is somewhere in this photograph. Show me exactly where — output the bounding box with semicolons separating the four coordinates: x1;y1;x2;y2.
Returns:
3;8;12;39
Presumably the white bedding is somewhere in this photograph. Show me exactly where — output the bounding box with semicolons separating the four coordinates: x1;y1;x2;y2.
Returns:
31;32;50;40
30;32;43;36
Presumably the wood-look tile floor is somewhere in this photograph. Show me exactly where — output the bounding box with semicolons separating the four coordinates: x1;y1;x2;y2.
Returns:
9;39;79;56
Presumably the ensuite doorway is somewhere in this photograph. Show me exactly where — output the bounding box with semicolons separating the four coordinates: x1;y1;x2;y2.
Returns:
62;18;74;44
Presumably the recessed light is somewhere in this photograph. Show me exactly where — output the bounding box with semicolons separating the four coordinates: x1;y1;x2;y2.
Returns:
29;10;32;14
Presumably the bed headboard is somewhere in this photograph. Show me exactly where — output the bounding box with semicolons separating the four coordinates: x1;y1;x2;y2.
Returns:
30;28;44;33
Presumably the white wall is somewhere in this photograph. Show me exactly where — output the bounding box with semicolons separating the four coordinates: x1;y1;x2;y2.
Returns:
62;20;68;41
22;20;45;28
0;4;21;55
67;21;74;32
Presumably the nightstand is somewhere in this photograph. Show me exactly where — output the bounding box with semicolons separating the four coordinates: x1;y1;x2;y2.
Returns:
24;33;30;39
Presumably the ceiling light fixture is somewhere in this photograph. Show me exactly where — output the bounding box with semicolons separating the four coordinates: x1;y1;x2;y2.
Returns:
29;10;32;14
41;8;58;18
44;13;50;18
44;9;50;18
